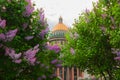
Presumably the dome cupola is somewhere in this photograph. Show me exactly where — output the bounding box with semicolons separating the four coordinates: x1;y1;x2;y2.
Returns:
51;16;68;32
49;16;69;44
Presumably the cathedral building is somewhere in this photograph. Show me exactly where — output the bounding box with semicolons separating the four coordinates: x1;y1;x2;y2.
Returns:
49;17;85;80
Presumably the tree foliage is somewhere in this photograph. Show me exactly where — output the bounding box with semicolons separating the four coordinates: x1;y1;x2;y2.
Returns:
62;0;120;79
0;0;61;80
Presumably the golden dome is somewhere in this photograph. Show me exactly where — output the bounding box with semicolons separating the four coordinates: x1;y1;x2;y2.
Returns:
52;23;68;32
52;16;69;32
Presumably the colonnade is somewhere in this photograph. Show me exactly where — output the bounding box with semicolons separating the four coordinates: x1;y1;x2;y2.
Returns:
56;67;84;80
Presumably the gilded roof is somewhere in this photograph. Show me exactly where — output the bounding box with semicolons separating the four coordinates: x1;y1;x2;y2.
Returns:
52;23;69;32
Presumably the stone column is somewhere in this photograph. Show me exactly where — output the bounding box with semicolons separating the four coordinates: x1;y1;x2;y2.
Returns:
56;68;60;77
77;68;79;80
62;67;64;80
71;67;74;80
79;71;84;79
66;67;70;80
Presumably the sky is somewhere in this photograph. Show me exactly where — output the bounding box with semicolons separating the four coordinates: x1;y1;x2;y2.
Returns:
32;0;98;29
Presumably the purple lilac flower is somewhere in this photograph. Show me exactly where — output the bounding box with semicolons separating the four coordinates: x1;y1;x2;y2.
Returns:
112;49;120;61
24;36;34;40
24;48;39;59
22;23;28;29
70;47;75;55
23;5;34;17
74;32;79;39
116;51;120;56
100;26;106;32
6;29;18;37
14;53;22;60
0;33;5;41
39;8;44;23
23;0;34;17
5;47;22;64
39;27;49;39
0;19;6;29
51;74;57;77
29;57;36;65
5;47;10;55
42;75;46;79
85;8;90;15
0;44;3;48
47;45;61;53
55;64;62;68
110;16;114;24
40;30;46;39
6;49;21;60
24;45;39;65
51;59;58;64
101;14;107;19
5;29;18;41
111;25;116;30
114;57;120;61
34;44;39;49
14;59;22;64
39;12;44;23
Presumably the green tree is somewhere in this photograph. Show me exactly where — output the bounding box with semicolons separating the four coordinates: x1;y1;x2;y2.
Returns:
62;0;120;80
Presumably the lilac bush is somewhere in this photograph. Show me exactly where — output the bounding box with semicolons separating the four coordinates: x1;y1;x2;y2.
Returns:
0;0;61;80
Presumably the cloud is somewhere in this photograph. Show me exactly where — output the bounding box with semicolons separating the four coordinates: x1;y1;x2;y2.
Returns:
33;0;98;28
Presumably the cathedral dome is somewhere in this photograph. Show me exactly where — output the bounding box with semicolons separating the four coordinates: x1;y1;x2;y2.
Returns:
49;17;69;39
52;16;69;32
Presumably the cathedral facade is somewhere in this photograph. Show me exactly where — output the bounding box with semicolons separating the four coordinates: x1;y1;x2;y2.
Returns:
49;17;85;80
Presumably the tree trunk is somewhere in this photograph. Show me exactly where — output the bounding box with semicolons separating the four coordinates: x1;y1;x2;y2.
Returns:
107;70;114;80
101;72;107;80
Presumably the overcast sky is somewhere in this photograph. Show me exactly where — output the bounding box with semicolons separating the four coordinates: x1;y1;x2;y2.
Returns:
32;0;98;29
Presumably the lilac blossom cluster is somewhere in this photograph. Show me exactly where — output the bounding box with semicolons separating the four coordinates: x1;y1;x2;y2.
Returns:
38;8;48;27
22;23;28;29
51;59;58;64
38;73;57;80
49;74;57;79
85;8;90;15
101;14;107;19
23;0;34;17
39;8;45;25
112;48;120;61
70;47;75;55
47;44;61;53
24;36;34;40
47;45;62;67
70;32;79;39
24;44;39;65
39;27;49;39
0;29;18;42
51;59;62;67
38;75;46;80
5;47;22;63
0;19;6;29
4;44;40;65
114;52;120;61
